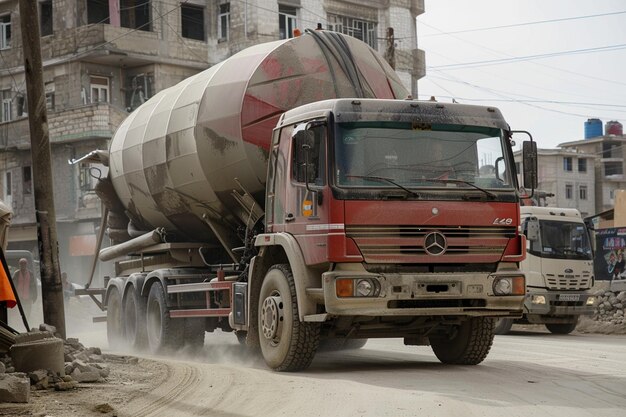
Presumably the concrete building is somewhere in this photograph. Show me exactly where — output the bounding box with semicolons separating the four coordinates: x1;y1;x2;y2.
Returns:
559;133;626;215
514;148;596;217
0;0;425;283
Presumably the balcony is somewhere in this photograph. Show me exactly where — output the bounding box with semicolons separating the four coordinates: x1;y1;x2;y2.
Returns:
0;103;128;149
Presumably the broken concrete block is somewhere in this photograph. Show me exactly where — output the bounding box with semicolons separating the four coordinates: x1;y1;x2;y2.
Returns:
28;369;48;384
71;368;100;383
13;331;54;345
0;362;5;374
54;380;77;391
38;324;57;335
0;374;30;403
10;337;65;376
64;363;74;375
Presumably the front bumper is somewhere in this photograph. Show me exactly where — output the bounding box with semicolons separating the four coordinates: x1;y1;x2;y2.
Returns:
524;289;594;321
322;270;524;318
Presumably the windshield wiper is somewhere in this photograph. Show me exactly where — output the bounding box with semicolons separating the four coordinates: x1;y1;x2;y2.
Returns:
419;178;497;199
345;175;420;198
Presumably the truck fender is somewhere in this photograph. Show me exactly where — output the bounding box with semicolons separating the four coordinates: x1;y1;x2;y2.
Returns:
140;271;170;307
252;233;319;322
122;273;147;305
104;277;125;308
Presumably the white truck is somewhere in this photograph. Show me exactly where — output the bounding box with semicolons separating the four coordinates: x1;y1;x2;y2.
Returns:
495;206;595;334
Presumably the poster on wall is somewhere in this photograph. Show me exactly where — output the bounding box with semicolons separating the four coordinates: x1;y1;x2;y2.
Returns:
594;227;626;281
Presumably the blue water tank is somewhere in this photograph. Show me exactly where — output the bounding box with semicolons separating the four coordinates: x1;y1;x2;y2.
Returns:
584;118;603;139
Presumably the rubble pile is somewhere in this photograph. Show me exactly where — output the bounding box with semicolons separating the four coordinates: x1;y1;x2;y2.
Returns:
0;325;108;403
593;290;626;325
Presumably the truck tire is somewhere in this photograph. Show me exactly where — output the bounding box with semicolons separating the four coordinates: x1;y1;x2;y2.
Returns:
258;264;320;371
146;283;184;353
107;288;124;350
430;317;495;365
545;320;578;335
123;287;147;349
494;318;514;335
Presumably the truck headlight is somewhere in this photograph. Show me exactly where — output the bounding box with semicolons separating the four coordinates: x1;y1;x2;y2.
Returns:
336;277;381;298
492;276;525;296
586;296;596;306
531;295;547;305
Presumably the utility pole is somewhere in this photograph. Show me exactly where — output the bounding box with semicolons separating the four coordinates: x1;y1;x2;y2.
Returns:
18;0;66;338
384;27;395;70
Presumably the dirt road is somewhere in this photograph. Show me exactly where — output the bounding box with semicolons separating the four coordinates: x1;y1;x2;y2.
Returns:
116;330;626;417
3;326;625;416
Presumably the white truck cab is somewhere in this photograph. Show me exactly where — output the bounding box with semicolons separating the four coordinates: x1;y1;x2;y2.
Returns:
495;206;596;334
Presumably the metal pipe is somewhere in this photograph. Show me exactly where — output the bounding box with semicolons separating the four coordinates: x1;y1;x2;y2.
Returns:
99;228;164;262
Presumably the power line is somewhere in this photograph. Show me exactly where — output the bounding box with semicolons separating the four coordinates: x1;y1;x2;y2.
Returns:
419;21;626;89
420;10;626;37
430;43;626;70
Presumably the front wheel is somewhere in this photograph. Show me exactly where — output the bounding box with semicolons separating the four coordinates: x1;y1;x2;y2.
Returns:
258;264;320;371
430;317;495;365
545;319;578;334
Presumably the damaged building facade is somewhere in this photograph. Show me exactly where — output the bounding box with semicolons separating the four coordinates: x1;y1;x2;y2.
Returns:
0;0;425;283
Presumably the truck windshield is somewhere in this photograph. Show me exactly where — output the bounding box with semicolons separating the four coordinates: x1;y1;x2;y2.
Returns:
334;122;513;194
529;220;593;260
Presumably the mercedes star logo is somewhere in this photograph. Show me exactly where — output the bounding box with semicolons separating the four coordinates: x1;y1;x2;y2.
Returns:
424;231;447;256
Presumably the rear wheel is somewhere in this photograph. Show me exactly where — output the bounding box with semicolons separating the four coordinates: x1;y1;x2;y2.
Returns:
123;287;147;349
545;319;578;334
106;288;124;350
258;264;320;371
430;317;495;365
146;283;183;353
494;318;514;335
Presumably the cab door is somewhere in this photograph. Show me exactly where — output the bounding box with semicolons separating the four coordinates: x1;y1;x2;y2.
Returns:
283;122;329;265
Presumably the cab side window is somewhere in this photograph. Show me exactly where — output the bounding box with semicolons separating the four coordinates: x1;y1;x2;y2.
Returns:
292;124;326;186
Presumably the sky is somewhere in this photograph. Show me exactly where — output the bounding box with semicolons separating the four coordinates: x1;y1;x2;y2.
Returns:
415;0;626;150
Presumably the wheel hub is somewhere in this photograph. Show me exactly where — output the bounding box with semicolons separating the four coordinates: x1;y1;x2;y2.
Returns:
261;295;283;341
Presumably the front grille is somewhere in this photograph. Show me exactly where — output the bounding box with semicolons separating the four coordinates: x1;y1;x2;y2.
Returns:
346;225;515;264
545;274;592;290
549;300;585;307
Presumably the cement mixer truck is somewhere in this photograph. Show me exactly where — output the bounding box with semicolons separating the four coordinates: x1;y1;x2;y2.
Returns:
78;30;536;371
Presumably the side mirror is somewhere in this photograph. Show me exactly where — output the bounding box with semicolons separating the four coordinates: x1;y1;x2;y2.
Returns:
294;129;315;151
526;217;540;242
522;140;537;190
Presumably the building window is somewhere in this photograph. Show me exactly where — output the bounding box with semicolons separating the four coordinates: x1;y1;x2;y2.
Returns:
565;184;573;199
39;0;53;36
125;72;154;111
181;5;205;40
45;82;55;111
578;158;587;173
279;5;297;40
79;163;95;192
23;166;32;195
579;185;587;200
90;76;109;103
121;0;151;31
563;157;572;172
0;15;10;50
327;14;377;49
218;3;230;41
3;171;11;206
1;90;12;122
87;0;109;24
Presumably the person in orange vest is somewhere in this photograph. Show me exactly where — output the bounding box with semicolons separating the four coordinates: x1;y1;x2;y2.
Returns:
12;258;37;317
0;251;16;309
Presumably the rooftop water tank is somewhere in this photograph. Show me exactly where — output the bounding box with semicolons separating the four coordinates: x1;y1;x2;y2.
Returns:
584;118;603;139
606;120;623;136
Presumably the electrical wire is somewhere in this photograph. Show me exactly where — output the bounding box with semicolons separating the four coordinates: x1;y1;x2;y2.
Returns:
420;10;626;37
